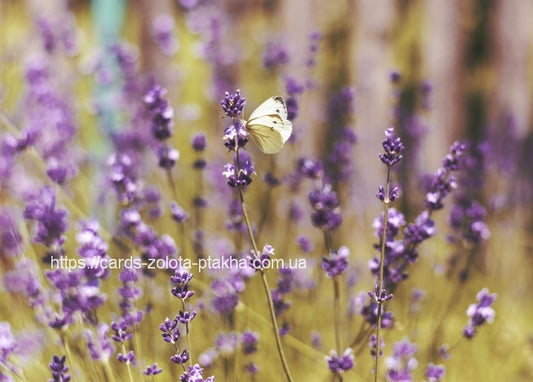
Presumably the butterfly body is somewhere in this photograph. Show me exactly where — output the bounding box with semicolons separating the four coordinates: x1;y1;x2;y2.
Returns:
245;96;293;154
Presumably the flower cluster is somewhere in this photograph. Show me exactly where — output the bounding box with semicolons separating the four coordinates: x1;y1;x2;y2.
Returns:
308;183;342;232
151;13;178;56
248;244;275;271
463;288;497;339
180;364;215;382
143;363;163;376
223;121;249;152
385;338;418;382
262;41;289;70
84;323;114;362
379;127;404;167
426;363;445;382
222;157;255;189
325;348;355;375
271;267;294;335
422;141;466;211
143;84;179;169
321;246;349;278
448;197;490;246
23;186;68;250
49;355;71;382
221;90;246;118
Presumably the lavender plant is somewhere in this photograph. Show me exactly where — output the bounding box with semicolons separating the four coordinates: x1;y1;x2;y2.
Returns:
0;4;512;382
220;90;294;381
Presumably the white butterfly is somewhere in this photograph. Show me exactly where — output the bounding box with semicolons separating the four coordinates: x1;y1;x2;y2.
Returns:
245;96;293;154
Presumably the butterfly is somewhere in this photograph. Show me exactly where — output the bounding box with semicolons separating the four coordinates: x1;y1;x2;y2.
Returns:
245;96;293;154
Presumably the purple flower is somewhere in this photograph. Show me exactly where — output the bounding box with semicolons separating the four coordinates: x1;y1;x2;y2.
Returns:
404;211;435;247
0;210;23;257
325;348;354;374
179;364;215;382
426;363;445;382
422;142;467;212
248;244;275;271
262;41;289;69
177;310;198;324
152;13;178;55
170;202;189;223
241;330;259;354
108;154;140;204
143;363;163;376
368;286;393;304
215;332;240;355
385;338;418;382
171;349;190;365
144;84;174;141
23;187;68;248
157;145;180;169
84;323;114;362
369;333;385;359
245;362;259;374
3;259;44;307
160;317;181;344
296;235;314;254
285;77;304;95
442;141;467;171
322;246;349;278
308;183;342;231
111;320;133;343
117;350;136;364
46;159;69;185
210;279;239;314
77;219;110;281
49;355;70;382
379;127;404;167
221;90;246;118
192;133;207;152
223;121;249;151
463;288;497;339
0;323;16;364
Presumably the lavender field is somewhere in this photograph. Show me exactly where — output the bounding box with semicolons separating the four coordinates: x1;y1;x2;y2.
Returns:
1;1;532;381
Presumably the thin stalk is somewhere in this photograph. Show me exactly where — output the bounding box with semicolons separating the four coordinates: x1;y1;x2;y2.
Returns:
374;167;391;382
235;149;293;382
180;298;192;367
103;361;118;382
324;230;341;356
121;344;134;382
333;277;341;353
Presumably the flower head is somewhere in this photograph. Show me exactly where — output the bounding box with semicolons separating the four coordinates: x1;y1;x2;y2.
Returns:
221;90;245;118
463;288;497;339
379;127;404;167
49;355;70;382
325;348;354;374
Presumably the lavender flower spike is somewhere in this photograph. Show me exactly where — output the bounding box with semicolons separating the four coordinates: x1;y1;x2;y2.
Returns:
463;288;497;339
379;127;404;167
221;90;246;118
49;355;71;382
325;348;355;374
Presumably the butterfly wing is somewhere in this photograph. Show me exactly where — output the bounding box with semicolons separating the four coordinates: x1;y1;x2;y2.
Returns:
247;122;284;154
246;96;293;154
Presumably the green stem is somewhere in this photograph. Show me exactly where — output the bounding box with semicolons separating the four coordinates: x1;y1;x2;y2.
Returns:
121;344;134;382
374;167;391;382
180;298;192;367
235;148;293;381
333;277;342;353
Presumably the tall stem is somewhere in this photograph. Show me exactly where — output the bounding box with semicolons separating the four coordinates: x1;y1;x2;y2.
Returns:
235;147;293;381
374;167;391;382
180;298;192;367
121;344;134;382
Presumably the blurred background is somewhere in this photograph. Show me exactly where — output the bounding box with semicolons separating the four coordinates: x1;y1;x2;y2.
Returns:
1;0;533;380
